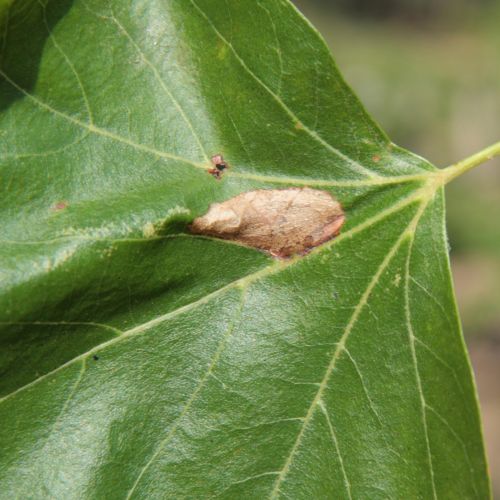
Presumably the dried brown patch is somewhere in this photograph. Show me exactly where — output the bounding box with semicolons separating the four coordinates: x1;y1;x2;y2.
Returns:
372;155;381;163
190;188;345;258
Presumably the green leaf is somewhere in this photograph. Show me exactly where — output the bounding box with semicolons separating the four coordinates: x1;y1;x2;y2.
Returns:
0;0;490;498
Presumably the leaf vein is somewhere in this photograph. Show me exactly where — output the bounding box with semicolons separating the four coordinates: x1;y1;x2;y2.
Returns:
342;347;383;427
0;69;434;188
39;0;94;124
413;336;466;399
0;189;424;406
410;275;454;330
125;288;247;499
269;196;428;498
318;399;353;499
188;0;377;179
108;13;210;163
257;1;284;97
425;403;478;498
0;321;123;336
404;199;438;500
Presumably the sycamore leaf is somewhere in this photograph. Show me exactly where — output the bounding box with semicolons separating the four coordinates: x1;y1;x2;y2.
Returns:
0;0;490;498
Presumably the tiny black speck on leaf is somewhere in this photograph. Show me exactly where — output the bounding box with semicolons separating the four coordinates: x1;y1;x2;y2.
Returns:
93;355;99;361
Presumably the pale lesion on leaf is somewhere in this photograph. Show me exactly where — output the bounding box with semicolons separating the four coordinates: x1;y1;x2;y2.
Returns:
189;187;346;258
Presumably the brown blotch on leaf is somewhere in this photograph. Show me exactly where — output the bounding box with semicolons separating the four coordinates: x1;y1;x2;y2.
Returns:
372;155;381;163
190;188;345;258
51;201;68;211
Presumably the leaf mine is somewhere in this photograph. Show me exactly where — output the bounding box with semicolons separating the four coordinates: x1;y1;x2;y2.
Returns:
190;188;345;258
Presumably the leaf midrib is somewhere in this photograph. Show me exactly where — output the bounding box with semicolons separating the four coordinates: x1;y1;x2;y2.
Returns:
1;0;435;190
120;187;439;499
1;67;435;190
268;196;431;498
0;183;434;406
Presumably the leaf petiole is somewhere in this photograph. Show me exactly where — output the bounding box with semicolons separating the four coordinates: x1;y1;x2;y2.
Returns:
442;140;500;184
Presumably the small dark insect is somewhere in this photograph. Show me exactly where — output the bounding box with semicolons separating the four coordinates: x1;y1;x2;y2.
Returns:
208;154;229;180
93;355;99;361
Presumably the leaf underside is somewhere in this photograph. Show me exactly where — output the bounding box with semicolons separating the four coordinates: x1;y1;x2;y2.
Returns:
0;0;489;498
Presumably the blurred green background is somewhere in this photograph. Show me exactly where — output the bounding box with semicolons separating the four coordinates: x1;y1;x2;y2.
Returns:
292;0;500;494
